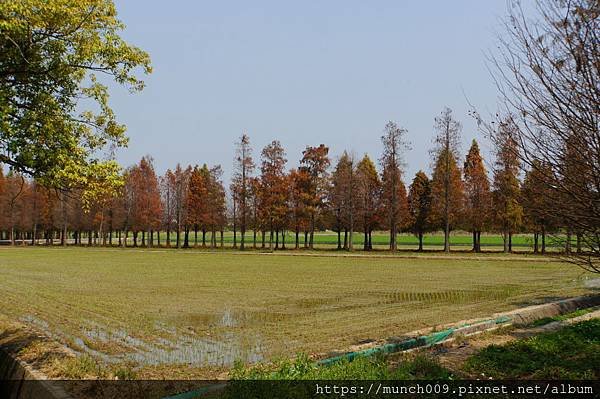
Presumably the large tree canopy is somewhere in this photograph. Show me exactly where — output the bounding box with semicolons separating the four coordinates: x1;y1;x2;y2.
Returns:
473;0;599;271
0;0;151;204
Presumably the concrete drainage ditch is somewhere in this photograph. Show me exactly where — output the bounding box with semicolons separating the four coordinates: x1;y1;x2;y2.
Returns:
0;349;71;399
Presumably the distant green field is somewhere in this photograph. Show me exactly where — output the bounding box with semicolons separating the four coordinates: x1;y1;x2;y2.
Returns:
0;247;592;378
149;230;565;251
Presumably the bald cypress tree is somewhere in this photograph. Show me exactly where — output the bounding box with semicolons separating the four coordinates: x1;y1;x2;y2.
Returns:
380;121;410;251
232;134;255;250
429;108;464;253
356;154;381;251
492;119;523;254
463;140;491;252
521;160;556;254
299;145;330;249
408;171;432;252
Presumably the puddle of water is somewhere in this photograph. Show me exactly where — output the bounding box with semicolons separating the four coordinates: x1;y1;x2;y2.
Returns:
220;308;237;328
20;315;49;330
584;278;600;288
125;332;264;366
21;310;265;368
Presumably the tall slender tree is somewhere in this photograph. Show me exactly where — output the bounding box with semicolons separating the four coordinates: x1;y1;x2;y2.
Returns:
408;171;432;252
124;157;162;247
463;139;491;252
258;140;288;249
560;134;587;254
380;121;410;251
492;119;523;253
521;160;556;254
429;108;464;252
173;164;191;249
160;170;175;247
206;165;226;248
355;155;381;251
299;144;330;249
330;151;357;251
288;168;311;249
232;134;255;250
187;165;209;247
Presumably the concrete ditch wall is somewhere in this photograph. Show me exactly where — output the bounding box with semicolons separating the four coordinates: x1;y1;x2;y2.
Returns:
0;348;71;399
319;294;600;366
498;295;600;325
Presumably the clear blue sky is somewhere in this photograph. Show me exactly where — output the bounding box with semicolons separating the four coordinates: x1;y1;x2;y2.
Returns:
109;0;511;182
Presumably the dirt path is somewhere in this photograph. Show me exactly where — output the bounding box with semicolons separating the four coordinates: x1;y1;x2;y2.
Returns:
427;309;600;376
0;245;564;262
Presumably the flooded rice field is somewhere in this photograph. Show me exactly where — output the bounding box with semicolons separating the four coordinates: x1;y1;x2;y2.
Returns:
1;248;595;374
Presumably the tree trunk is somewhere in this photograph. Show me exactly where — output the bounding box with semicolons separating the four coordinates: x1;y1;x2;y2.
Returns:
508;232;512;253
309;215;315;249
542;229;546;254
348;226;353;252
240;225;245;250
233;223;237;249
343;229;348;250
61;195;68;246
337;228;341;250
534;232;539;254
418;232;423;252
576;233;582;254
443;136;450;254
444;220;450;253
184;226;190;248
295;230;299;249
503;230;508;253
363;230;368;251
202;229;206;247
472;231;477;252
